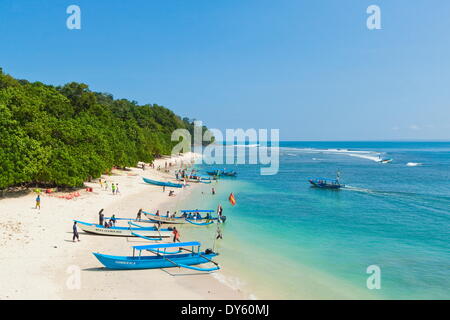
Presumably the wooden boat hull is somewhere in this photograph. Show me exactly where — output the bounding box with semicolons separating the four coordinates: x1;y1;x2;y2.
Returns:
145;213;187;224
178;178;211;184
142;177;183;188
93;252;218;270
76;221;172;237
144;211;225;224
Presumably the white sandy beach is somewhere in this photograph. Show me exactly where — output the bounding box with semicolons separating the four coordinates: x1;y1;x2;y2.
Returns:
0;153;245;300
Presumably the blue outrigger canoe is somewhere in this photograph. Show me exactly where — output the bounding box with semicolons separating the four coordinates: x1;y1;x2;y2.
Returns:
93;241;220;271
142;177;184;188
144;210;226;225
74;220;173;237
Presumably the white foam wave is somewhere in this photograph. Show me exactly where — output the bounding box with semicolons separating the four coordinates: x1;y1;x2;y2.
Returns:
406;162;422;167
211;272;258;299
280;147;383;162
212;272;244;291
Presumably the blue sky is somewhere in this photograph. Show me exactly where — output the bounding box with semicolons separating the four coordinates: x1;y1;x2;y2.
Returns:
1;0;449;140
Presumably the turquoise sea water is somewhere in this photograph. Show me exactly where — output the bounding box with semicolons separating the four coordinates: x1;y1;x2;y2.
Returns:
177;142;450;299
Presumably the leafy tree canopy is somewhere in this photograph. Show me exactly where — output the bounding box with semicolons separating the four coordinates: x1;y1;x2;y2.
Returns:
0;69;212;188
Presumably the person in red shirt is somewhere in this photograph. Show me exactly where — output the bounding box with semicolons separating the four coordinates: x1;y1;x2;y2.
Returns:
172;227;180;243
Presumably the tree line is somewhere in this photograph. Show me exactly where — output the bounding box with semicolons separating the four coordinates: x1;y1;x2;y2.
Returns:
0;68;211;189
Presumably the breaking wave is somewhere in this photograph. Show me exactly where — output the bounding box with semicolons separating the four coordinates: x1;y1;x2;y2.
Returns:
406;162;422;167
279;147;383;163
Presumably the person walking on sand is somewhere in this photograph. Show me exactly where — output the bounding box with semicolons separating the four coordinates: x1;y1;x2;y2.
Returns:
162;185;165;192
111;183;116;195
73;221;80;242
172;227;181;243
35;194;41;210
115;184;120;195
136;208;143;221
104;180;109;191
99;179;103;189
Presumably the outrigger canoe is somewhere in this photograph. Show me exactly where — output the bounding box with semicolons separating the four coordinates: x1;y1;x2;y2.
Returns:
142;177;184;188
206;169;237;177
144;210;226;225
93;240;220;271
143;211;186;224
74;220;173;238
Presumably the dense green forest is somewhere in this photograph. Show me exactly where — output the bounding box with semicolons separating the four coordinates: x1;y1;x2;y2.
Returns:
0;68;211;189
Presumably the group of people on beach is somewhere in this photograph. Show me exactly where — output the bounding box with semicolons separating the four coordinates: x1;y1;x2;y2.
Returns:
153;210;178;218
98;209;117;227
99;179;120;195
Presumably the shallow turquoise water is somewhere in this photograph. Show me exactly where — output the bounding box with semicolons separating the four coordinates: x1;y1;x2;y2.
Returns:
177;142;450;299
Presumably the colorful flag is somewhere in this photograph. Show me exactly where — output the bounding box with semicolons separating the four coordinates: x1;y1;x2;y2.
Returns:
228;193;236;206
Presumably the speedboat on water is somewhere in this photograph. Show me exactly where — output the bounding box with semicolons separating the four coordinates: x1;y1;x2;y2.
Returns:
377;155;393;163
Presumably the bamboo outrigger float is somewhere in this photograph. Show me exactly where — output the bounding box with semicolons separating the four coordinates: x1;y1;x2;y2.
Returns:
93;240;220;271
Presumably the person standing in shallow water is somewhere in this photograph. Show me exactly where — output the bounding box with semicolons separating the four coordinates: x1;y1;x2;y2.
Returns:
73;221;80;242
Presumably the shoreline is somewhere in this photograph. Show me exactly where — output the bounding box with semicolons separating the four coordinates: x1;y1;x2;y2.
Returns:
0;152;246;300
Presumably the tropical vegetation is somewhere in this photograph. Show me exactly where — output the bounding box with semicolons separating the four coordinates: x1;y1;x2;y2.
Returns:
0;68;211;189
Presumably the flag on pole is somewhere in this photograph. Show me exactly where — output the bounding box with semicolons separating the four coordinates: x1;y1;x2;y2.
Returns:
228;193;236;206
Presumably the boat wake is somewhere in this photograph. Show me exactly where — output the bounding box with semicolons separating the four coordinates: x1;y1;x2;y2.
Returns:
347;153;384;163
342;185;375;194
